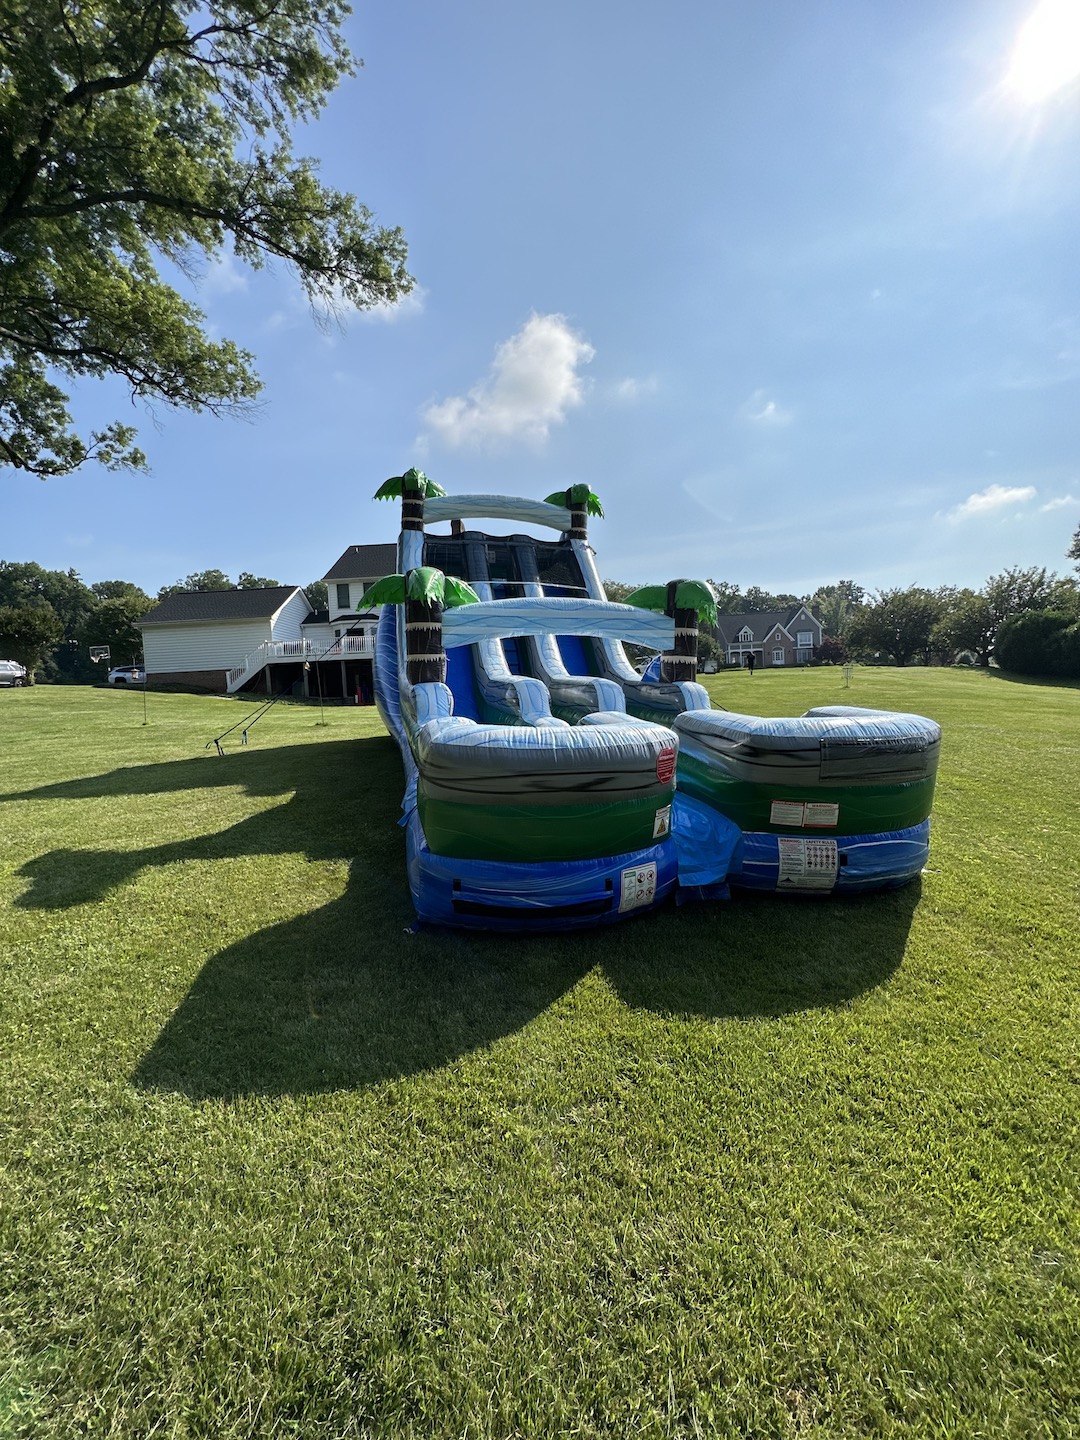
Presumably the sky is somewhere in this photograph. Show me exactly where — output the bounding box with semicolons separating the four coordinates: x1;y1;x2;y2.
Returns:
5;0;1080;599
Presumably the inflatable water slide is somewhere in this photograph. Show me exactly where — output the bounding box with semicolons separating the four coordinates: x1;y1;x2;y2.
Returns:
368;471;941;931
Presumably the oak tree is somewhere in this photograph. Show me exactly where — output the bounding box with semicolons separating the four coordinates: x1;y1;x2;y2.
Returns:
1;0;412;478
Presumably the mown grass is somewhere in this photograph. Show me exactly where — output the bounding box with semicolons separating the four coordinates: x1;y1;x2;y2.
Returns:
0;671;1077;1439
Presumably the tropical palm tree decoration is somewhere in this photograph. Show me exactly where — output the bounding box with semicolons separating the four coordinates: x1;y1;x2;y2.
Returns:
373;467;447;532
365;567;479;685
543;484;604;541
624;579;719;684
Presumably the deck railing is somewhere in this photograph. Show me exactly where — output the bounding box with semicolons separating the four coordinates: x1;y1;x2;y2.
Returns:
226;634;376;691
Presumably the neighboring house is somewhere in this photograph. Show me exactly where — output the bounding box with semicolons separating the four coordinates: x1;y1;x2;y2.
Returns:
137;543;398;698
714;606;822;669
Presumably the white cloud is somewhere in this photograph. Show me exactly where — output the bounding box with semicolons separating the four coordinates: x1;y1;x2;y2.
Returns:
1040;493;1077;512
202;254;249;296
354;284;428;325
947;483;1037;520
740;389;793;426
421;313;594;449
610;375;659;403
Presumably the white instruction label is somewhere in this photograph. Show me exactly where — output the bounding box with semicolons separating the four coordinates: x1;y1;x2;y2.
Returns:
652;804;672;839
770;800;839;829
770;800;806;826
620;862;657;912
804;802;840;828
777;837;839;891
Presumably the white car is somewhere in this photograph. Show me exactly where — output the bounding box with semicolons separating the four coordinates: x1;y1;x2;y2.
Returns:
107;665;145;685
0;660;27;687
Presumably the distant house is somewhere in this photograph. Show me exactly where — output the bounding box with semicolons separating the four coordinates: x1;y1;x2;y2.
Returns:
714;606;822;669
137;542;398;699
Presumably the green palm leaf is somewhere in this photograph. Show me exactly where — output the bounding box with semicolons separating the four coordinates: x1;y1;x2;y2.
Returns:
622;585;668;614
363;569;479;608
361;574;407;607
674;581;719;630
373;467;448;501
442;575;481;609
624;581;718;629
405;567;446;604
543;484;605;518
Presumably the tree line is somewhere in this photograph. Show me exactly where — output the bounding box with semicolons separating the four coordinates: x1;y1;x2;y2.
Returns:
606;525;1080;679
3;527;1078;684
0;563;328;683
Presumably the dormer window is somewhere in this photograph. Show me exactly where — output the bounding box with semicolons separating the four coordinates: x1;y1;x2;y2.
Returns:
738;627;753;643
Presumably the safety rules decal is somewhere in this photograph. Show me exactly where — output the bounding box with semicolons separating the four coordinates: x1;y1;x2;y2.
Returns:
620;862;657;912
777;837;839;891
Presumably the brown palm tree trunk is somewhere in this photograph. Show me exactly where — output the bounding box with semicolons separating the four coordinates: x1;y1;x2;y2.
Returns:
563;488;588;541
659;580;698;683
405;597;446;685
402;477;425;532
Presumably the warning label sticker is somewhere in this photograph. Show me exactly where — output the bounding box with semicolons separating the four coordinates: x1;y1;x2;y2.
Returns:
770;800;806;826
620;862;657;912
777;837;839;891
804;802;840;827
652;804;672;838
770;800;839;829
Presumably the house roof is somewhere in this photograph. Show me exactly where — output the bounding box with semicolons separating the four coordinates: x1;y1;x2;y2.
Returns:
139;586;305;626
324;543;397;581
715;606;816;644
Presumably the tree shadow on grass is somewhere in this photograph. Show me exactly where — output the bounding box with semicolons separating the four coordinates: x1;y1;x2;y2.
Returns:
9;742;922;1097
983;669;1080;690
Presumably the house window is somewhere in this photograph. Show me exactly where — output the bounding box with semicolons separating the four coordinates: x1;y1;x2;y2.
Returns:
796;648;812;664
796;630;814;647
738;627;753;643
335;583;350;609
772;648;785;665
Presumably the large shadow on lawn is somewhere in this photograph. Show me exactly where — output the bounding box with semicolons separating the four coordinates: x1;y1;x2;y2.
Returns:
600;882;920;1022
9;742;920;1097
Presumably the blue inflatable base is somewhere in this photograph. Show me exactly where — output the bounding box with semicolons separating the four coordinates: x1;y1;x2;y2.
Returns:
404;809;679;933
728;820;930;895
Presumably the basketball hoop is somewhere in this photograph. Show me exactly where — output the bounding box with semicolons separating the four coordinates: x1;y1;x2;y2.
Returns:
89;646;111;664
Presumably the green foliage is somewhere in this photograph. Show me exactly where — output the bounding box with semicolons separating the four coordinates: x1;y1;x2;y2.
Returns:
373;468;447;501
809;580;865;638
363;569;479;609
0;559;96;679
237;572;280;589
0;0;412;478
77;594;147;665
157;569;234;598
623;581;718;629
994;609;1080;677
0;602;63;678
303;579;328;612
90;580;151;608
849;587;943;667
932;588;995;666
544;485;604;517
817;635;848;664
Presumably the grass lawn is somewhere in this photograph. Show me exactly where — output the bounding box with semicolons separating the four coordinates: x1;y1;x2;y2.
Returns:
0;669;1077;1438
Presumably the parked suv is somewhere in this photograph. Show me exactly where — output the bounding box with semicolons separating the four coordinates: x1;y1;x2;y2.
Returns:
0;660;27;687
107;665;145;685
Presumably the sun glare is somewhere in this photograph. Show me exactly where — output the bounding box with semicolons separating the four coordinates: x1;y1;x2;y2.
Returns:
1007;0;1080;101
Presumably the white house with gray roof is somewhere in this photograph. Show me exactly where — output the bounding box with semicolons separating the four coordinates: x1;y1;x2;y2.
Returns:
137;542;398;699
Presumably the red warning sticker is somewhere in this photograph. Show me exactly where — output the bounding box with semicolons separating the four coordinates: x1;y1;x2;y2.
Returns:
656;746;676;784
